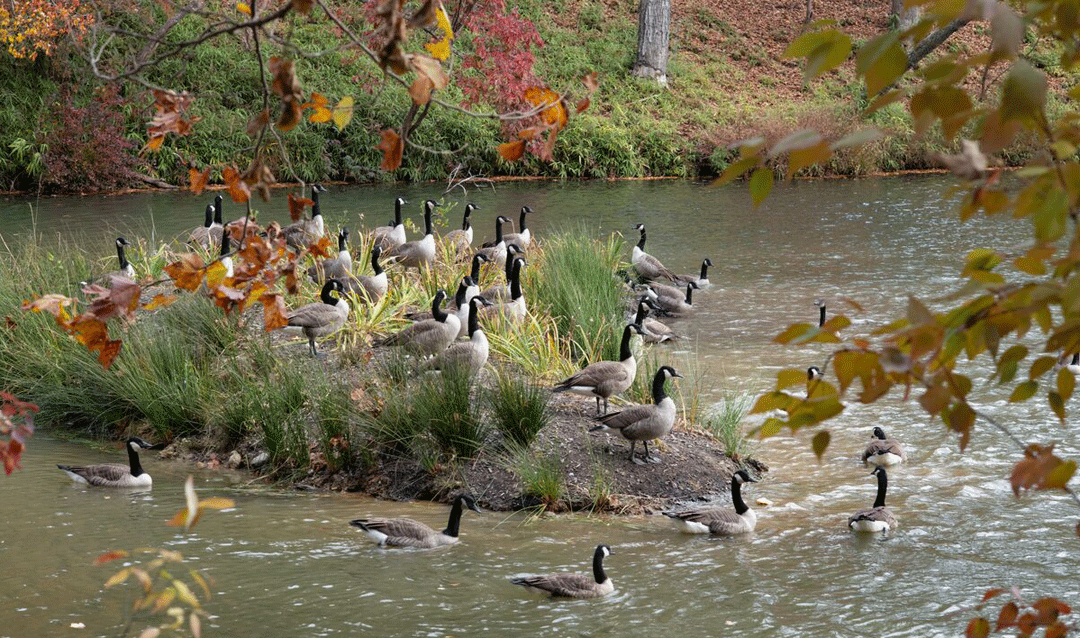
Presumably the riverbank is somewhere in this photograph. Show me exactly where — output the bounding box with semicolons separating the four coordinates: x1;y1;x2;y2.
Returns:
0;0;1061;194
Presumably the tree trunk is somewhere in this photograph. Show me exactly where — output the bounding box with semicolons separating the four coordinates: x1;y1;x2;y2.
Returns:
631;0;670;87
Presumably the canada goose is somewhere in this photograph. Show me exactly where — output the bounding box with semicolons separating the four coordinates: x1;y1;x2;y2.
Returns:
444;202;478;255
816;299;826;327
664;469;758;535
633;297;680;343
405;276;476;338
649;282;696;316
862;426;906;467
307;228;352;283
57;437;158;487
283;184;327;248
349;493;482;548
112;237;135;279
218;228;234;278
501;205;534;248
675;258;713;288
590;365;682;465
374;197;408;250
385;199;437;271
481;257;527;323
848;466;897;532
283;278;350;357
631;223;676;282
554;323;644;415
477;243;523;303
188;204;217;249
345;245;388;303
1056;352;1080;375
380;289;461;356
475;215;511;267
511;544;614;599
424;296;493;376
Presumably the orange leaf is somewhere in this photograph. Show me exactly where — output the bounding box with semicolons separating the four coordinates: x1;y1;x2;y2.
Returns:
68;315;108;348
287;193;312;222
143;135;165;153
377;129;404;171
965;617;989;638
497;140;527;162
410;54;449;90
308;235;333;258
94;550;129;565
188;167;210;195
575;96;590;114
260;292;288;330
246;108;270;138
142;293;177;311
97;339;123;369
222;166;250;203
538;126;559;162
409;76;434;105
302;92;329;110
308;106;332;124
164;253;206;292
517;126;545;140
524;86;568;129
995;601;1018;630
1010;443;1077;495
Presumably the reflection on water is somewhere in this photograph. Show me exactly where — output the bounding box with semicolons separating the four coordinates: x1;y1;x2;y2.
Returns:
2;176;1079;637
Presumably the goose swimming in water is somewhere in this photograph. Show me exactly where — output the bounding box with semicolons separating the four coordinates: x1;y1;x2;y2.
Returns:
510;544;614;599
350;494;482;548
664;469;758;535
57;437;158;488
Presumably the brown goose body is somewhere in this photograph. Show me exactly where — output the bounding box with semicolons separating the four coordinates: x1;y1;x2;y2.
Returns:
630;224;676;282
283;185;326;248
350;494;481;548
511;544;614;599
307;228;353;284
373;197;408;251
57;437;157;488
443;203;478;256
862;426;906;467
284;279;350;357
380;290;461;356
424;297;492;376
849;467;898;532
553;324;641;415
590;366;682;464
664;470;758;535
384;199;437;271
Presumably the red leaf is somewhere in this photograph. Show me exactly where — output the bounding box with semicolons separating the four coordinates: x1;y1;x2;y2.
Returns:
222;166;250;203
995;601;1018;630
97;339;123;369
287;193;313;223
377;129;403;171
93;550;129;565
965;617;989;638
260;293;288;331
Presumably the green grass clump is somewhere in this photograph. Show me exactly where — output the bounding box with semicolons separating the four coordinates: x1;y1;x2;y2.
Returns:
530;229;625;362
487;370;552;448
700;391;755;459
503;446;565;510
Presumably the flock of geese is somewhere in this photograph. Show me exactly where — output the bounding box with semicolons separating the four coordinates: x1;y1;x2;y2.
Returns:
58;185;916;599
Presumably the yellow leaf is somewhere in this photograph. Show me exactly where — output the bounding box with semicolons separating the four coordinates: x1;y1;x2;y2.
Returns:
423;4;454;61
332;96;354;130
197;497;236;510
104;568;131;588
173;580;200;608
236;2;251;15
205;261;227;289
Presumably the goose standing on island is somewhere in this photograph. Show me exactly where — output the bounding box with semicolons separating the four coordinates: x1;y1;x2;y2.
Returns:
664;469;758;535
648;282;696;316
384;199;437;272
590;366;682;465
283;184;327;248
862;426;906;467
632;297;680;343
424;296;494;376
109;237;136;280
444;202;479;256
501;205;534;249
350;494;482;548
848;466;898;532
188;204;217;249
283;278;350;358
374;197;408;251
553;323;645;415
476;215;512;267
347;245;388;303
631;223;676;282
57;437;159;488
379;289;461;356
307;228;352;284
481;256;527;323
511;544;614;599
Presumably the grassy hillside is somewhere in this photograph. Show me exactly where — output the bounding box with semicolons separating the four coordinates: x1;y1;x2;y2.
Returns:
0;0;1071;192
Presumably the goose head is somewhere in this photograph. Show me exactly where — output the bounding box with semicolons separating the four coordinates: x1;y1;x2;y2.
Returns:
703;258;714;267
871;426;887;440
127;436;157;451
733;469;757;484
116;237;130;249
659;365;683;380
633;223;645;232
458;493;482;513
597;544;612;558
464;202;479;217
807;366;822;381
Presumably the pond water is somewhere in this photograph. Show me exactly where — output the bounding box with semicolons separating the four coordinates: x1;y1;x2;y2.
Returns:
1;176;1078;637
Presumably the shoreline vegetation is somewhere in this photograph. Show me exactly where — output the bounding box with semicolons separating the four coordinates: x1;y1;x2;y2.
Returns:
0;0;1060;195
1;220;759;514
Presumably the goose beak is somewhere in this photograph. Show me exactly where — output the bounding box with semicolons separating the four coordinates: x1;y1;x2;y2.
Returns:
673;372;684;379
468;501;483;513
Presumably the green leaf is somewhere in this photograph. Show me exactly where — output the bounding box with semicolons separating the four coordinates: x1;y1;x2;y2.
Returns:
999;344;1028;366
865;89;905;115
783;31;827;59
1001;60;1047;122
966;617;990;638
758;417;785;438
1031;187;1068;243
712;155;760;187
774;322;811;344
811;430;830;460
1030;355;1058;379
1057;368;1075;401
749;168;774;207
856;31;908;95
1010;380;1038;402
770;129;823;156
990;5;1023;59
751;391;793;414
805;31;853;80
777;368;809;390
1048;391;1066;421
788;141;832;176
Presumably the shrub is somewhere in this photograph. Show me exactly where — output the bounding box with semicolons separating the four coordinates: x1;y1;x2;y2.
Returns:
488;370;551;447
41;85;139;192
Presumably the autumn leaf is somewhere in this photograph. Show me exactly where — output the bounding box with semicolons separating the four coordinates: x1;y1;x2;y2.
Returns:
332;96;354;130
377;128;404;171
293;0;313;14
410;54;449;90
142;293;177;311
167;475;235;531
94;550;129;565
497;140;527;162
188;167;210;195
236;2;251;15
22;294;74;323
410;77;434;105
205;261;229;289
524;86;568;129
164;253;206;292
287;193;312;222
1010;443;1077;496
422;4;454;60
222;166;250;204
245;108;270;138
260;292;288;330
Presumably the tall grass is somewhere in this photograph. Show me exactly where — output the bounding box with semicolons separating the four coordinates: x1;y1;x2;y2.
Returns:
501;445;565;511
530;229;625;362
487;370;552;447
701;391;755;459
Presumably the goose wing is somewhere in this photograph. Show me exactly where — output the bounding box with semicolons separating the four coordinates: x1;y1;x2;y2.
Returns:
511;573;598;597
353;517;438;546
635;254;676;281
555;361;630;393
848;506;897;527
287;303;341;329
594;404;654;431
862;439;906;462
57;463;133;487
665;507;751;535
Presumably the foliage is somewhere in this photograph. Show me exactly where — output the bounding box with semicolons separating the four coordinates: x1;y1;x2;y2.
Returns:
0;392;37;475
700;392;754;459
97;476;233;638
41;85;139;193
454;0;543;113
966;587;1075;637
502;445;565;511
0;0;92;60
487;369;552;447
